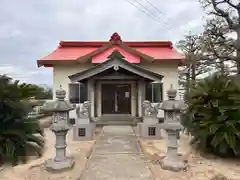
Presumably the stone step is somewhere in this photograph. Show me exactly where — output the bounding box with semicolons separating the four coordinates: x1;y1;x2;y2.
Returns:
92;115;142;126
99;115;134;122
95;120;135;126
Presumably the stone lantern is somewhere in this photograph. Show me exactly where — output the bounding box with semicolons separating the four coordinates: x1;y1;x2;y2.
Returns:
160;85;187;172
41;87;75;172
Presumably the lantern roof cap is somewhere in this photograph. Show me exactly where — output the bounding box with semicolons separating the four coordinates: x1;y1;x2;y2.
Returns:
41;86;74;112
160;85;185;111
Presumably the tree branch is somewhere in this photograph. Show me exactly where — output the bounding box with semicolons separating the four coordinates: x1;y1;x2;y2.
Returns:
211;0;236;29
201;54;237;61
225;0;240;20
225;0;238;9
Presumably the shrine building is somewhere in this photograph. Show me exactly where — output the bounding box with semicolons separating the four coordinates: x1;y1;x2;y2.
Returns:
37;33;184;123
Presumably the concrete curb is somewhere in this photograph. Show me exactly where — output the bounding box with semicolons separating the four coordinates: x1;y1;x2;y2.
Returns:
134;128;157;180
77;127;103;180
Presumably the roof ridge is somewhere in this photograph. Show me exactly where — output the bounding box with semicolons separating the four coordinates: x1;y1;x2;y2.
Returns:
59;41;172;48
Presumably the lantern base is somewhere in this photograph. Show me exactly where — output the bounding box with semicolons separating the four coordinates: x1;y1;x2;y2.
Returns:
137;123;163;139
44;157;75;172
160;157;187;172
73;123;95;141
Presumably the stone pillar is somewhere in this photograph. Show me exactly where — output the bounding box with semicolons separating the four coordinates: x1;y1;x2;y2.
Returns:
138;80;144;118
142;81;146;117
160;85;187;172
41;87;75;172
131;82;137;117
137;100;162;139
54;131;67;161
73;101;95;141
97;82;102;117
87;80;95;119
165;129;179;160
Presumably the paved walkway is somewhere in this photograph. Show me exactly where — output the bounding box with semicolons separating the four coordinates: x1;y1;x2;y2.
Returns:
79;126;154;180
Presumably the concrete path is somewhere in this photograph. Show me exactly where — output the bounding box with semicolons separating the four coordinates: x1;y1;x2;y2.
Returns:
79;126;154;180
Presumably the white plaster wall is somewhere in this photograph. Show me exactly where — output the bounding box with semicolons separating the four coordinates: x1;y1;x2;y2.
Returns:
53;64;92;100
52;61;179;118
53;64;92;119
140;61;179;100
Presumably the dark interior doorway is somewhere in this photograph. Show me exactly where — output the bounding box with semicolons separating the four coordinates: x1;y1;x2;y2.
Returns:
101;84;131;114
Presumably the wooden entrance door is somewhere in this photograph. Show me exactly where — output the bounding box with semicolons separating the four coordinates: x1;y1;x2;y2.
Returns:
101;84;131;114
116;84;131;114
101;84;115;114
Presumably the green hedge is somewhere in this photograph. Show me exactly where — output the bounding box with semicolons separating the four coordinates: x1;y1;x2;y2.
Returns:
182;73;240;157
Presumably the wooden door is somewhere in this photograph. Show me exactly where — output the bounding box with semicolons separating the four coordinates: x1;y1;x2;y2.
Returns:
101;84;131;114
116;84;131;114
101;84;115;114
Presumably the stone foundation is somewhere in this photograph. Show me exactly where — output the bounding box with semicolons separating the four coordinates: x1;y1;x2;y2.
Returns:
44;157;75;172
160;157;187;172
138;123;163;139
73;123;96;141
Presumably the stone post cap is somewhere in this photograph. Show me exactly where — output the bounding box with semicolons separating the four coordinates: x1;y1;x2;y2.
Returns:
160;100;185;111
50;122;71;132
83;101;91;107
41;87;74;112
143;100;151;106
56;86;66;100
79;101;91;118
167;84;177;100
42;101;75;112
162;122;183;131
160;85;186;111
173;100;186;111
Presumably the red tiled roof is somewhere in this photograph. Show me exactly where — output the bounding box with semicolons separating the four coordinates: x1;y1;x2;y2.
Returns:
91;45;140;63
38;32;184;67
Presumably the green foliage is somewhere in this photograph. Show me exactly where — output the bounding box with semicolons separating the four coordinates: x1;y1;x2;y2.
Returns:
0;75;44;166
27;84;53;100
182;73;240;157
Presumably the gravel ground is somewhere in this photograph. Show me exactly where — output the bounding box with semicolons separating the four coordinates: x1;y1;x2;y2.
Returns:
2;122;240;180
139;130;240;180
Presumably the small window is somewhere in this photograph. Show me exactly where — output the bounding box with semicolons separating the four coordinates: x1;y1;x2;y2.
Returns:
145;82;163;103
79;83;88;103
166;111;174;121
145;83;152;102
78;128;86;137
148;127;156;136
69;83;88;103
69;118;75;125
153;83;162;102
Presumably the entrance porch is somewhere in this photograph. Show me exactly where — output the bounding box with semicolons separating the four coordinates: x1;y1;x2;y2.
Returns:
68;51;163;124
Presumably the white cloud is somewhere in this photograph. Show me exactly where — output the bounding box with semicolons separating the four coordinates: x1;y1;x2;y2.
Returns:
0;0;205;85
227;32;237;39
0;64;52;84
165;15;205;43
0;25;23;39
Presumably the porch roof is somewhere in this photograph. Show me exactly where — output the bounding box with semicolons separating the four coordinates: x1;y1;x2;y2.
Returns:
68;50;164;82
